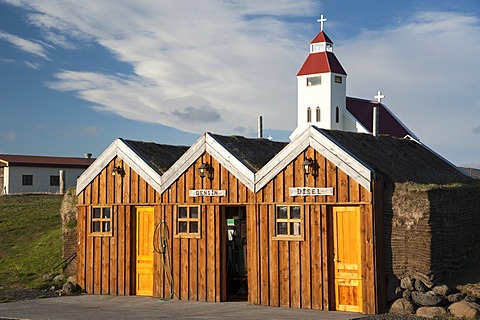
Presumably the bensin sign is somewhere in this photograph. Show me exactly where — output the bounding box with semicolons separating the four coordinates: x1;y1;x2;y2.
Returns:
189;189;227;197
289;187;334;197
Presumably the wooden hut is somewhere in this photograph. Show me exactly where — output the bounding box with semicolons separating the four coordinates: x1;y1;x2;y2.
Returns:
75;126;473;314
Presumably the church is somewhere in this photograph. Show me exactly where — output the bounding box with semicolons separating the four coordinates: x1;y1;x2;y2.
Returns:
74;17;477;315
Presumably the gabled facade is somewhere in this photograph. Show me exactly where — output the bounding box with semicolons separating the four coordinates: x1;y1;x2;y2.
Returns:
75;128;389;313
0;154;94;195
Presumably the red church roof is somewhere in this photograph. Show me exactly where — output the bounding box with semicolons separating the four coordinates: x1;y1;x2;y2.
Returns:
346;97;415;139
297;51;347;76
311;31;333;44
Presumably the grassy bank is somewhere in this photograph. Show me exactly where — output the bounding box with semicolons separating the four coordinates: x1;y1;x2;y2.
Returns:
0;194;63;289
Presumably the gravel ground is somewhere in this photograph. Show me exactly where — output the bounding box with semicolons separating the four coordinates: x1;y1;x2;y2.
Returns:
0;286;64;302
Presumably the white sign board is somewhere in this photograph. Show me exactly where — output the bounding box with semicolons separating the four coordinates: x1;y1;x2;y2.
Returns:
289;187;334;197
189;189;227;197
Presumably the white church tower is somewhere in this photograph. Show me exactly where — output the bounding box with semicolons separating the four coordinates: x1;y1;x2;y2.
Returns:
290;15;348;140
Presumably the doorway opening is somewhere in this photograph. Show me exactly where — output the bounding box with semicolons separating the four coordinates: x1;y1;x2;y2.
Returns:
224;206;247;301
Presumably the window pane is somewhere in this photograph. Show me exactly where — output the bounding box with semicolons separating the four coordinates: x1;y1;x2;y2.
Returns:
22;175;33;186
277;222;287;235
291;222;301;235
92;221;101;232
290;206;301;219
179;221;187;233
50;175;60;186
93;208;101;219
102;208;111;219
179;207;187;218
103;221;111;232
277;206;287;219
190;206;198;218
307;76;321;86
190;222;198;233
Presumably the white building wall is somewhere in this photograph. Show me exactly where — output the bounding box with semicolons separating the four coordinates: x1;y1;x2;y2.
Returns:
3;166;85;194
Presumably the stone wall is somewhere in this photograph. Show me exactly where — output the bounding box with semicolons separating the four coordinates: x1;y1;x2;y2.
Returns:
384;182;480;284
60;188;78;276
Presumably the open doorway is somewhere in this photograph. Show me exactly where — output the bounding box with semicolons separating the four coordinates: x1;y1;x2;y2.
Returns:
224;206;247;301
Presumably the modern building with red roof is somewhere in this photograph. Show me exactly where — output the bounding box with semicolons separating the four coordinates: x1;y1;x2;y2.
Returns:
0;154;95;195
290;29;417;141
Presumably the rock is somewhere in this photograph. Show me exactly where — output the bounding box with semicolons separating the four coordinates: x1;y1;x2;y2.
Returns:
53;274;65;282
389;298;415;316
402;289;412;299
465;295;479;303
67;275;77;286
414;279;429;292
400;276;414;291
448;292;466;303
448;300;480;319
432;283;450;296
411;291;447;307
62;282;76;294
387;278;402;302
416;306;447;319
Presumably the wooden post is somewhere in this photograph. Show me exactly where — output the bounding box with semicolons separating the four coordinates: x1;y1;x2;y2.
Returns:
59;169;65;194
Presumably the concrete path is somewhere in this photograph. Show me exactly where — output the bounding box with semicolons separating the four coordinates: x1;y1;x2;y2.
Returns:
0;295;366;320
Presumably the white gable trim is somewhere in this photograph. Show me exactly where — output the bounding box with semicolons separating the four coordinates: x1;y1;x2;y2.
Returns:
117;140;163;193
255;126;374;192
76;139;119;195
160;133;256;193
160;134;207;194
206;134;256;191
256;129;310;192
76;138;164;196
309;127;373;191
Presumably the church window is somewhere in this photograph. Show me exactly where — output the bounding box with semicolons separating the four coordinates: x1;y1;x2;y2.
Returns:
316;107;321;122
335;107;340;123
307;107;312;123
335;76;342;83
307;76;321;86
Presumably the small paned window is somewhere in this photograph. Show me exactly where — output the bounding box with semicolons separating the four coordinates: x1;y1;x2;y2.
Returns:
22;175;33;186
307;76;321;86
307;107;312;123
316;107;321;122
50;175;60;186
274;205;303;240
175;205;201;238
335;76;342;83
90;207;113;236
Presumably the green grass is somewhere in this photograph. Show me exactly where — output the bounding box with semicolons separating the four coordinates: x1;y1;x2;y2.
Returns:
0;194;63;289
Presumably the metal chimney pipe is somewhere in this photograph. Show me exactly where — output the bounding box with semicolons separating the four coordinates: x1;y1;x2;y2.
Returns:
84;153;92;158
373;105;379;138
258;115;263;139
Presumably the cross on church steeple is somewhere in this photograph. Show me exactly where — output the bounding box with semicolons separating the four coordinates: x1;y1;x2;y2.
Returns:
317;14;327;32
374;91;385;103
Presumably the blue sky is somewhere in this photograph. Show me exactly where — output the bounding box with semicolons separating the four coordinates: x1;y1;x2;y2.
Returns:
0;1;479;168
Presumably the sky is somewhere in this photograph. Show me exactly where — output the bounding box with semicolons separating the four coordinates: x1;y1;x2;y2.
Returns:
0;0;479;169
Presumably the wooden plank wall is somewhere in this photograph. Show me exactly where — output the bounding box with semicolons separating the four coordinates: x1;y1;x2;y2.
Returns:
76;148;382;313
250;147;377;311
77;158;155;295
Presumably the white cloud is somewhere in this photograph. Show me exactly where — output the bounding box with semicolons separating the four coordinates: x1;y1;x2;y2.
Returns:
337;11;480;165
3;2;479;165
0;30;49;59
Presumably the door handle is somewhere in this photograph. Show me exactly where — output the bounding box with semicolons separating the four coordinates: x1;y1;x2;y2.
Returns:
334;259;340;262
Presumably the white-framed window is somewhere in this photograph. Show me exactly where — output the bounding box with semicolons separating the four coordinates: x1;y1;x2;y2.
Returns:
175;205;201;238
307;107;312;123
316;107;321;122
50;175;60;186
307;76;321;86
89;206;113;236
335;76;342;83
273;205;303;240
